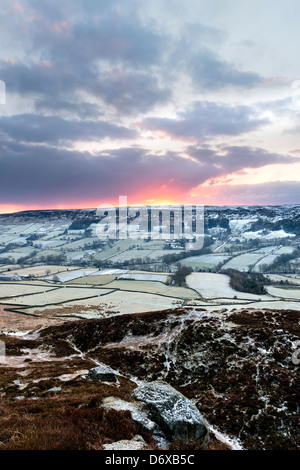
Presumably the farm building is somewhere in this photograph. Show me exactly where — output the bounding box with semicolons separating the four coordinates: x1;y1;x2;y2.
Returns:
0;274;22;281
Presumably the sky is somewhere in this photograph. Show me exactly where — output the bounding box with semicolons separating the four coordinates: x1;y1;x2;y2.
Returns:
0;0;300;213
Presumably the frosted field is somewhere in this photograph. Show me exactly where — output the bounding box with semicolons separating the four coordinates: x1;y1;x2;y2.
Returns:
65;250;96;261
0;283;55;298
33;239;69;248
267;274;300;285
0;235;26;245
109;249;183;263
252;254;279;272
5;286;114;306
67;274;118;285
89;269;128;275
242;230;296;240
253;246;277;254
266;286;300;300
264;230;296;240
5;223;44;235
222;253;263;271
149;249;183;259
59;237;100;250
118;272;168;282
25;290;182;316
105;279;197;299
1;265;76;277
43;269;98;282
0;265;21;273
10;247;37;255
0;252;30;262
186;273;271;300
108;249;154;263
229;218;258;233
181;254;231;268
275;246;295;254
31;250;61;260
90;239;145;261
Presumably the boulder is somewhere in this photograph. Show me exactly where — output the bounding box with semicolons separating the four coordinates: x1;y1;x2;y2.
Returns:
132;382;209;445
88;365;117;382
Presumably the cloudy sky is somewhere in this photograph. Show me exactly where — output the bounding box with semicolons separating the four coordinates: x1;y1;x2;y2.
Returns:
0;0;300;212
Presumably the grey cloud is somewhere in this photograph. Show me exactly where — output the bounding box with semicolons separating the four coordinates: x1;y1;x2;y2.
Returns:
0;114;136;144
189;49;262;90
90;70;171;114
203;181;300;206
0;144;202;205
187;145;299;174
1;60;171;115
140;101;268;140
0;140;298;207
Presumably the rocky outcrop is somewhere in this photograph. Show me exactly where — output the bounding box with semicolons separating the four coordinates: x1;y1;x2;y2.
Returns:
132;382;209;445
88;365;117;382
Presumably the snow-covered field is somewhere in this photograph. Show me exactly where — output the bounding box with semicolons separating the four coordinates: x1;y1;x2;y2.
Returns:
88;269;128;276
266;286;300;300
0;283;55;298
181;254;230;268
222;253;263;271
118;272;168;282
243;230;295;240
186;273;271;300
252;254;278;272
5;286;113;306
42;269;98;282
2;265;75;277
105;279;197;299
22;290;182;316
267;274;300;285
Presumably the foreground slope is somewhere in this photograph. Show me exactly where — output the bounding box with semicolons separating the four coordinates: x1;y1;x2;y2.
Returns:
1;307;299;450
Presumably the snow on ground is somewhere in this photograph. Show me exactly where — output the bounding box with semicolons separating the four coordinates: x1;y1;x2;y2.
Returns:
88;269;129;276
267;274;300;285
210;425;244;450
6;287;113;307
186;273;272;301
222;253;263;272
266;286;300;300
24;291;181;316
0;283;55;298
42;269;98;282
117;273;168;282
243;230;295;240
1;265;75;277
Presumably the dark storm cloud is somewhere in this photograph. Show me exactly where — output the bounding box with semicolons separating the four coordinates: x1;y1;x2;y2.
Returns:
140;101;268;141
0;114;136;144
0;144;199;205
0;140;298;206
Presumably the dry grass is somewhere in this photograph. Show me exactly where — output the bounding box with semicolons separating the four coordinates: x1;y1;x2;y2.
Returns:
0;401;142;450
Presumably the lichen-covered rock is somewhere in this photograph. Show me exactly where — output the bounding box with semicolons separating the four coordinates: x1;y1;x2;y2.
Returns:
132;382;209;445
88;365;117;382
